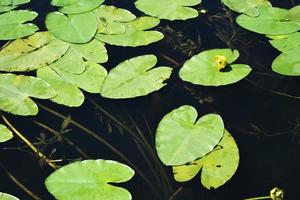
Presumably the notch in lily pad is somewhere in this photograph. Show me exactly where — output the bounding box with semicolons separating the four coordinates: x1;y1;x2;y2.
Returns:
0;10;39;40
179;49;252;86
101;55;172;99
45;159;134;200
155;105;224;166
173;130;239;189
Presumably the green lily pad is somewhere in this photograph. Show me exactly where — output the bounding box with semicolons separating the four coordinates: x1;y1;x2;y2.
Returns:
0;193;19;200
45;160;134;200
46;11;97;43
179;49;252;86
221;0;271;17
284;5;300;23
51;0;104;14
101;55;172;99
51;39;107;74
95;16;164;47
37;61;107;107
0;0;29;12
93;5;136;35
0;73;56;116
236;7;300;35
0;6;16;13
0;32;69;72
156;105;224;166
135;0;201;20
0;0;29;6
173;130;239;189
0;124;13;143
0;10;38;40
272;47;300;76
268;32;300;52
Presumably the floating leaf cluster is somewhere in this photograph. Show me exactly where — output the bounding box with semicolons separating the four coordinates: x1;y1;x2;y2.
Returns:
222;0;300;76
156;105;240;188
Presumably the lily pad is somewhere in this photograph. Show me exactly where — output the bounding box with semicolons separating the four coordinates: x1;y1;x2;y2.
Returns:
284;5;300;23
93;5;136;35
272;47;300;76
51;39;107;74
236;7;300;35
0;193;19;200
221;0;271;17
46;11;97;43
45;159;134;200
0;0;29;13
37;61;107;107
0;6;16;13
268;32;300;52
96;16;164;47
0;0;30;6
173;130;239;189
0;73;56;116
101;55;172;99
0;10;38;40
155;105;224;166
0;32;69;72
0;124;13;143
135;0;201;20
179;49;252;86
51;0;104;14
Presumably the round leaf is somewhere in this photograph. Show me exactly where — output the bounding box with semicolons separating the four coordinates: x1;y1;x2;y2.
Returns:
0;124;13;143
0;193;19;200
268;32;300;52
173;130;239;189
37;66;85;107
135;0;201;20
51;39;107;74
272;47;300;76
51;0;105;14
101;55;172;99
179;49;251;86
0;32;69;72
236;7;300;35
221;0;271;17
95;17;164;47
0;73;57;116
45;160;134;200
46;11;97;43
0;10;38;40
156;105;224;166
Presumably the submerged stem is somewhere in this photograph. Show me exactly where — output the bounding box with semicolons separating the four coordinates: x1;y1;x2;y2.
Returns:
243;196;271;200
89;98;174;195
34;121;90;159
1;115;57;169
38;103;161;200
246;78;300;100
0;163;42;200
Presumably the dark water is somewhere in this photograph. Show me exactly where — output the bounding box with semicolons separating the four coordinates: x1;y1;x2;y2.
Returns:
1;0;300;199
